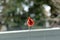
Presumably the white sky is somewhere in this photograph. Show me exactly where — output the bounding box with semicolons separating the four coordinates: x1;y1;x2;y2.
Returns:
43;4;51;17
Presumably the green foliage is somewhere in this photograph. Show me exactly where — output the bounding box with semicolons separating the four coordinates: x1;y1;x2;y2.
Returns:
1;0;49;29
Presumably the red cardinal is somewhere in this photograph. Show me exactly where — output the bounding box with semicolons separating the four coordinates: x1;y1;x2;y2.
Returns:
27;17;34;27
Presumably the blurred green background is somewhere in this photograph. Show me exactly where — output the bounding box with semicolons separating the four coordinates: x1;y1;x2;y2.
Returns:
0;0;60;31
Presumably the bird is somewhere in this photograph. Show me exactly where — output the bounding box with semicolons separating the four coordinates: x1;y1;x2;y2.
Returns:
27;17;34;28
